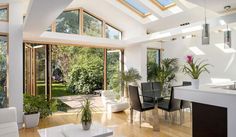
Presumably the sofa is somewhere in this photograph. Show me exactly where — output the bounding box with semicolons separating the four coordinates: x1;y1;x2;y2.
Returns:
0;107;19;137
101;90;129;113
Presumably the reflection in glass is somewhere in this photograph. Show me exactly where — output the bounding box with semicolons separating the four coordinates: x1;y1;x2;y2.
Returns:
0;7;8;21
105;24;122;40
34;45;46;96
0;35;8;108
147;49;161;81
83;12;102;37
24;45;32;94
56;10;80;34
107;49;121;90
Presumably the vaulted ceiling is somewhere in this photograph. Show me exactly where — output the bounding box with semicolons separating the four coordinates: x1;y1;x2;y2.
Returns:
22;0;236;47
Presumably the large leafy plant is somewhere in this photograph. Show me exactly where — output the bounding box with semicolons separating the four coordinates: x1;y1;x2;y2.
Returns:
182;55;210;79
122;68;141;97
156;58;179;86
24;94;57;118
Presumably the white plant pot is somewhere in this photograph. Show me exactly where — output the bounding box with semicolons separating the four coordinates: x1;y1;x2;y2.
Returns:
24;112;40;128
191;79;200;89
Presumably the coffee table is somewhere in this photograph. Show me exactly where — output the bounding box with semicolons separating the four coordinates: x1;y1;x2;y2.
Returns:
38;122;113;137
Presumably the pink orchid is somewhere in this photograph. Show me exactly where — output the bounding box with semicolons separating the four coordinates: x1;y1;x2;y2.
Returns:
186;55;193;64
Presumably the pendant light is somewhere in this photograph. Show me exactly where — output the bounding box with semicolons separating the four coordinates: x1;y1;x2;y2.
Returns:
224;24;231;48
224;5;232;48
202;0;210;45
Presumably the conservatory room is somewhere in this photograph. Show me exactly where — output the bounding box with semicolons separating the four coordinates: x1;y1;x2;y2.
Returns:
1;0;236;137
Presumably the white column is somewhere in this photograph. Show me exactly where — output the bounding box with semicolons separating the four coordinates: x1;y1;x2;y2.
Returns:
8;1;24;128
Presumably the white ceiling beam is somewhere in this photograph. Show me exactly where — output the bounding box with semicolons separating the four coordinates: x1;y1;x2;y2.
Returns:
24;0;73;36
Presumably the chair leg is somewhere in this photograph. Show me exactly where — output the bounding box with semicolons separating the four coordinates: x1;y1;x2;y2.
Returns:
140;112;142;128
179;109;184;125
130;108;133;124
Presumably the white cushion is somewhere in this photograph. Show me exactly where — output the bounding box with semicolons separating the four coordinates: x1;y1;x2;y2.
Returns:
0;107;19;137
107;102;129;113
0;107;17;124
0;122;19;137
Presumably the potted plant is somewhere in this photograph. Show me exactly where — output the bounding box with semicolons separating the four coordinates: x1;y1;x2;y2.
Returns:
78;98;92;130
23;94;40;128
121;68;141;98
182;55;211;89
23;94;57;128
156;58;179;96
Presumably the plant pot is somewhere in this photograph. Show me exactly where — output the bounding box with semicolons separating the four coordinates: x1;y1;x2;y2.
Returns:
82;121;92;130
24;112;40;128
191;79;200;89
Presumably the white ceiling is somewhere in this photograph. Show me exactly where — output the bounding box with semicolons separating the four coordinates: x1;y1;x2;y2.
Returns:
21;0;236;47
187;0;236;14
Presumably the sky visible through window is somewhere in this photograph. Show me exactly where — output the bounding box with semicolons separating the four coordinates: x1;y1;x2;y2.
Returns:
155;0;174;7
124;0;149;15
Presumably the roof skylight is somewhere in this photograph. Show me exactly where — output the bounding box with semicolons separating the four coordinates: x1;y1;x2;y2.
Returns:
151;0;176;10
119;0;151;17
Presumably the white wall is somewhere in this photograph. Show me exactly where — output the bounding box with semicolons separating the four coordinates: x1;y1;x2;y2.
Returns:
163;30;236;85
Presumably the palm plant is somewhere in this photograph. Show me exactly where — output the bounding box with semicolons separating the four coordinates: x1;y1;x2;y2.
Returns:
156;58;178;95
182;55;210;79
122;68;142;97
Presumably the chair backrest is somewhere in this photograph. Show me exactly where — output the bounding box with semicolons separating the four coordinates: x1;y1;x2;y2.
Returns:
152;82;161;99
129;85;142;111
169;86;181;111
141;82;154;103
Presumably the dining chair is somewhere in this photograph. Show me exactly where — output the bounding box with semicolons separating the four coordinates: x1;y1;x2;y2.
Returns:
152;82;162;101
141;82;155;103
129;85;155;127
158;86;182;123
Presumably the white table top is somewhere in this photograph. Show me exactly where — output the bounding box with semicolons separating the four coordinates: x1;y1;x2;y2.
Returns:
38;122;113;137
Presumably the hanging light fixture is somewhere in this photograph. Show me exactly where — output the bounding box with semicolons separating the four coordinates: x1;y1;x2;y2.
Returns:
224;5;232;48
202;0;210;45
224;24;231;48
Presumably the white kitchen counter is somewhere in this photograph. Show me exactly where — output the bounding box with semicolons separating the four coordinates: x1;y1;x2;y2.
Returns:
175;85;236;137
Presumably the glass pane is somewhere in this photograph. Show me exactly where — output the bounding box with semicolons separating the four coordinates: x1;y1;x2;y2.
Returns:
147;49;160;81
34;45;46;96
0;35;8;108
56;10;79;34
105;24;122;40
83;12;102;37
124;0;150;15
155;0;174;7
0;7;8;21
24;45;32;94
107;49;121;91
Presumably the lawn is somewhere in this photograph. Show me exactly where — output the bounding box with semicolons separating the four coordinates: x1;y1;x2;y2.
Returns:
36;81;75;97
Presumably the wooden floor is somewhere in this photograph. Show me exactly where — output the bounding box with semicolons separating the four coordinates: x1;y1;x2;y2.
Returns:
19;110;192;137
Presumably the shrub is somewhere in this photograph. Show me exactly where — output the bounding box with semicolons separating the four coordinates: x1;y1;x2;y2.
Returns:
23;94;57;118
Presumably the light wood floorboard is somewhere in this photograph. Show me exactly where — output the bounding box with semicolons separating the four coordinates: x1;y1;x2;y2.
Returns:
19;110;192;137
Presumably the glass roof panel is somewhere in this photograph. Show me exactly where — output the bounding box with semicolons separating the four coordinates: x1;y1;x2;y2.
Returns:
155;0;174;7
124;0;150;15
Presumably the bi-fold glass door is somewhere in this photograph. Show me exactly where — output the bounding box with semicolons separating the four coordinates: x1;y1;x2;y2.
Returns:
24;43;51;98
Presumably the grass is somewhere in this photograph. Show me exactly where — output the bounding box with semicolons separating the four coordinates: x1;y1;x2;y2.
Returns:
36;81;75;97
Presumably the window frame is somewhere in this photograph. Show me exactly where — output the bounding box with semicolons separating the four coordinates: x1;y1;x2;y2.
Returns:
105;23;122;40
55;9;80;34
0;33;9;107
118;0;151;18
50;8;122;40
150;0;176;10
0;5;9;22
82;11;103;37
